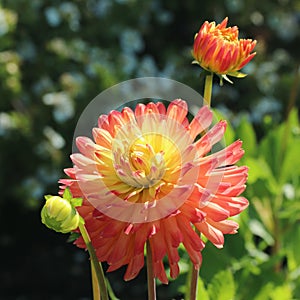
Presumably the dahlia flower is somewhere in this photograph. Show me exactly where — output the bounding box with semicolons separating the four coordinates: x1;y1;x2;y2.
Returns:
192;17;256;83
59;99;248;283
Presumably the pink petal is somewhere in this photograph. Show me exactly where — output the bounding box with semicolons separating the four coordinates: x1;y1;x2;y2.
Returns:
195;221;224;248
124;253;144;281
166;99;188;124
207;218;239;234
189;105;213;140
195;120;227;156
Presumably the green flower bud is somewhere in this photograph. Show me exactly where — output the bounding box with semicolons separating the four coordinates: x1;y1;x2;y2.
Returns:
41;196;80;233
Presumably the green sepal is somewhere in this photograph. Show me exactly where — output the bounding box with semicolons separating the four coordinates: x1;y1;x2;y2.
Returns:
62;188;83;208
227;70;248;78
219;74;233;86
44;195;52;200
218;71;248;86
70;197;83;207
62;187;73;201
67;232;81;243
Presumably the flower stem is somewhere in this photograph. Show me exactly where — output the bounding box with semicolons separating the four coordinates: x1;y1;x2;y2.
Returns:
188;228;201;300
189;266;199;300
79;222;109;300
146;240;156;300
203;73;213;107
91;260;101;300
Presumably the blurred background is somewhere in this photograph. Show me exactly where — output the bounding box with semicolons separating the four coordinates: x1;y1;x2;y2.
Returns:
0;0;299;299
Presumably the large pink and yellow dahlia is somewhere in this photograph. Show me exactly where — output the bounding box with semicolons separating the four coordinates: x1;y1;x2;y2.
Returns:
59;99;248;283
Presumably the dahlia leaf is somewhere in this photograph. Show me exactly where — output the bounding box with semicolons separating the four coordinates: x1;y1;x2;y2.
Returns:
253;283;292;300
207;269;235;300
213;109;235;145
236;116;257;156
244;157;278;194
196;276;209;300
269;284;293;300
259;108;299;181
280;139;300;185
248;219;274;246
253;283;276;300
285;226;300;272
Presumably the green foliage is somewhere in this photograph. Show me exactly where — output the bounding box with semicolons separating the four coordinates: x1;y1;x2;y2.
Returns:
196;276;209;300
232;109;300;299
235;116;257;157
207;270;235;300
188;269;236;300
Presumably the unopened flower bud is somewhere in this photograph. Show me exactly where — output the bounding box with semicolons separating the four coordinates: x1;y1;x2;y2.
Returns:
41;196;79;233
192;17;256;84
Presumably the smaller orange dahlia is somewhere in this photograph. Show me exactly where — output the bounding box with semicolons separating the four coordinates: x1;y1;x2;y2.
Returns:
192;17;256;83
59;99;248;283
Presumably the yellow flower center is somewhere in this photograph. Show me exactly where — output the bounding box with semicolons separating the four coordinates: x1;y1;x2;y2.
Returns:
117;132;181;189
110;114;186;205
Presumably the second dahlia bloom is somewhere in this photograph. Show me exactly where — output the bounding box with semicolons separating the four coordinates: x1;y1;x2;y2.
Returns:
59;99;248;283
192;17;256;81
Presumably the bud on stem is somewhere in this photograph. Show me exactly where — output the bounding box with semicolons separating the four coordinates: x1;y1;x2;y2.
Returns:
41;196;80;233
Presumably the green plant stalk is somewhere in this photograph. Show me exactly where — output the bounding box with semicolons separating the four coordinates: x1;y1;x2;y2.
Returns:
146;241;156;300
91;261;100;300
189;74;213;300
189;229;201;300
203;73;213;107
189;266;199;300
79;222;109;300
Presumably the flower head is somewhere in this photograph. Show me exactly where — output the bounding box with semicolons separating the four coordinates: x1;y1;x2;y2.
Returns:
192;17;256;83
60;99;248;283
41;195;80;233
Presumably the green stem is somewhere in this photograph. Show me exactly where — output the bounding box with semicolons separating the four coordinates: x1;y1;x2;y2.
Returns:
79;222;109;300
203;73;213;107
91;260;101;300
146;241;156;300
189;229;201;300
189;265;199;300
